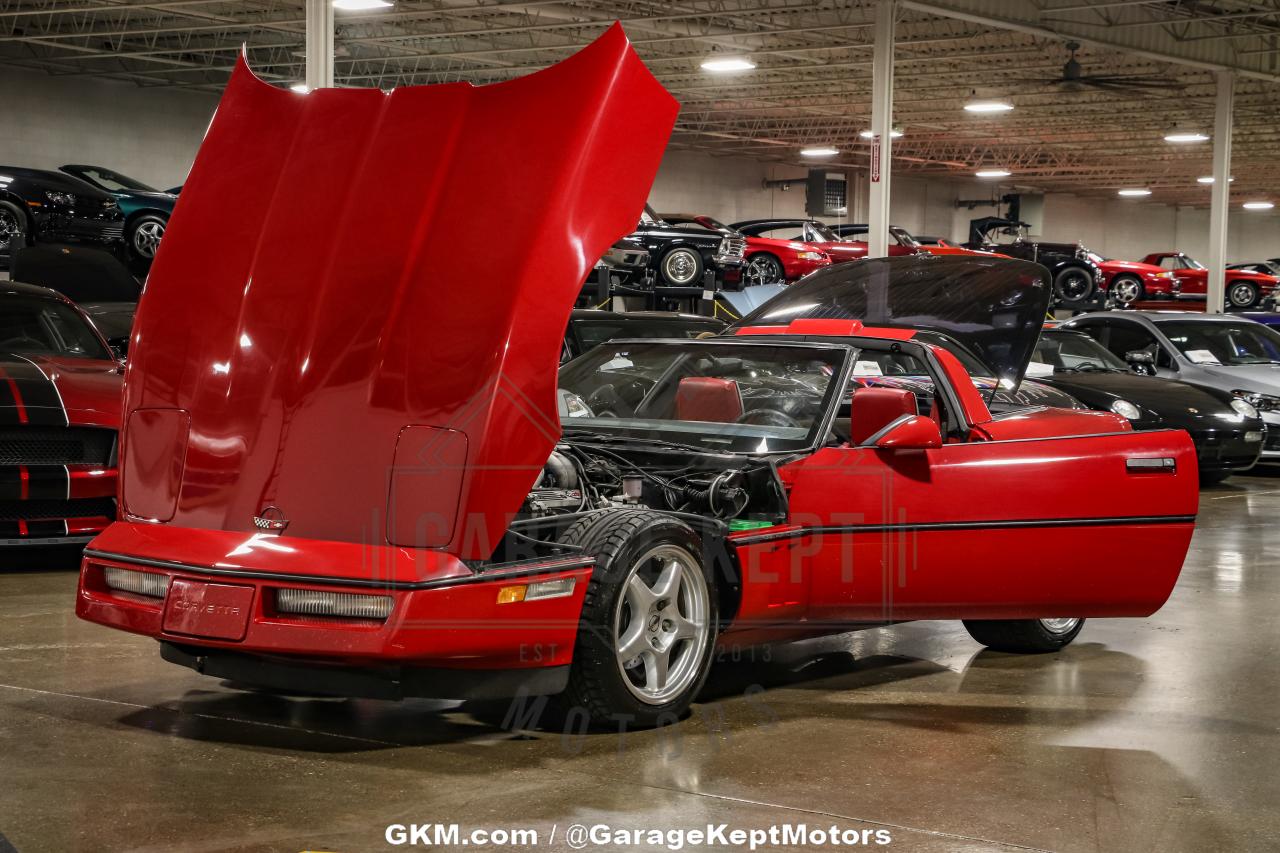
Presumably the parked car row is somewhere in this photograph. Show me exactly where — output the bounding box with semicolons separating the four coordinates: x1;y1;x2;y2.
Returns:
0;164;176;266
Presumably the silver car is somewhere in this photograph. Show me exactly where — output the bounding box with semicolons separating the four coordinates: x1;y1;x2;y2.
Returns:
1063;310;1280;462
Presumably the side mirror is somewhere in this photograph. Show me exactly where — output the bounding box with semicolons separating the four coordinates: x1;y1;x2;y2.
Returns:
1125;350;1156;375
872;415;942;449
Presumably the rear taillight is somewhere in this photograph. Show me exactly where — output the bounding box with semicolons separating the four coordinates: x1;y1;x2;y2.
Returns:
103;566;168;598
274;589;393;620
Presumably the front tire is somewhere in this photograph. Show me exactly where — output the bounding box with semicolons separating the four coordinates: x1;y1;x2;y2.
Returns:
659;247;704;287
558;510;717;727
1110;274;1145;304
963;617;1084;652
1227;280;1260;309
1054;266;1095;303
127;213;167;260
744;253;785;286
0;199;29;259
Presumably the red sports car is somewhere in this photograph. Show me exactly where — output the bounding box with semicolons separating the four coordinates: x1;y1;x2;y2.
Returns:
831;224;1001;258
731;218;911;263
660;214;830;286
1086;252;1179;303
1142;252;1279;309
75;28;1196;726
1;282;121;546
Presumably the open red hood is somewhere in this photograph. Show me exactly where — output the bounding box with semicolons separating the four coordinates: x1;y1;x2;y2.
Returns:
119;24;677;560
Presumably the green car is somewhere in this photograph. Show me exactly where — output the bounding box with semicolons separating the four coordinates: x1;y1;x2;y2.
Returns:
59;165;178;261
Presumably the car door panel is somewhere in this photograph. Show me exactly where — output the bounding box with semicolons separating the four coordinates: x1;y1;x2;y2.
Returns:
775;429;1197;623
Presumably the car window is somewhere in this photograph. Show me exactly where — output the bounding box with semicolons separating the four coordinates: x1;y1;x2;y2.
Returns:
0;296;112;360
1034;332;1128;371
73;167;156;193
1158;321;1280;365
1101;322;1161;362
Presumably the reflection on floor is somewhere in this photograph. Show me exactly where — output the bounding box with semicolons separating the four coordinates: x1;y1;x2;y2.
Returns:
1;472;1278;852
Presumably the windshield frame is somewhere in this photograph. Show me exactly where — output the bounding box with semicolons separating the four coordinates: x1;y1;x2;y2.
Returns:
64;165;157;193
558;337;856;456
808;221;840;242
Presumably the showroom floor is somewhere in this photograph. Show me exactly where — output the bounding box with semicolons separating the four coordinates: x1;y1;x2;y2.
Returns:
1;476;1277;853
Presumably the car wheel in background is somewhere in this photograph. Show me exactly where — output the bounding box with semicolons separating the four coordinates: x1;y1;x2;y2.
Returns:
659;247;704;287
127;214;167;260
0;199;29;258
556;509;717;727
744;253;785;286
1227;280;1260;309
962;617;1085;652
1110;274;1145;304
1053;266;1095;303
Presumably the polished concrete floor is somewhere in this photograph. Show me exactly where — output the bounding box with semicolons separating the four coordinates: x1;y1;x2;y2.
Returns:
1;475;1278;853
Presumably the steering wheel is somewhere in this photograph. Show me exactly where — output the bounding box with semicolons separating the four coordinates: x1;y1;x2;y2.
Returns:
736;408;801;428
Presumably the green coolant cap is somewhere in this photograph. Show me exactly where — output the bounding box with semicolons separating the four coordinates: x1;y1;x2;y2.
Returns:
728;519;774;531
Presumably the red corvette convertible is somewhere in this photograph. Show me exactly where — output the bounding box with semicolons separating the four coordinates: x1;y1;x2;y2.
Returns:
2;282;121;546
1086;252;1179;303
75;27;1196;726
659;214;830;286
1142;252;1278;308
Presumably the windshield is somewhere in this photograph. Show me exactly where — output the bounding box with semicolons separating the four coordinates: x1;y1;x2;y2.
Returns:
809;221;840;242
1179;255;1205;270
575;318;722;351
558;341;847;453
0;295;112;360
66;166;156;193
1032;331;1128;372
1159;320;1280;366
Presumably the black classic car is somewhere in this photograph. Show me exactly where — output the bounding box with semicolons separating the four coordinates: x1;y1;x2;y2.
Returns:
616;205;746;291
1028;327;1263;482
965;217;1102;303
0;167;124;265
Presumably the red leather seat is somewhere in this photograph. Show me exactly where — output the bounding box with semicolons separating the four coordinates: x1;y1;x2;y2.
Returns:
849;387;917;445
675;377;744;423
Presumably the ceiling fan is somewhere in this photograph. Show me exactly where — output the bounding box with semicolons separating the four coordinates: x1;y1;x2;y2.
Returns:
1044;41;1183;93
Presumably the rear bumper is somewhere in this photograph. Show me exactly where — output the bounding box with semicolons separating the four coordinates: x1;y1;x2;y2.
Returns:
76;522;593;692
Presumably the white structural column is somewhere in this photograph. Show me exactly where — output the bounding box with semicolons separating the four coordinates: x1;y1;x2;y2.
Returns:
1206;70;1234;313
867;0;896;259
305;0;334;90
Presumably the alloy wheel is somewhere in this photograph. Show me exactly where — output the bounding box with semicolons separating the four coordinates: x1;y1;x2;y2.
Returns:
132;220;165;258
0;208;20;252
1112;278;1142;304
1038;617;1081;635
613;544;711;705
745;255;783;286
1228;283;1257;308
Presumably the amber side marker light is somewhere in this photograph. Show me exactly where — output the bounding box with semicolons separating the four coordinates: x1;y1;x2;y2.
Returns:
497;578;577;604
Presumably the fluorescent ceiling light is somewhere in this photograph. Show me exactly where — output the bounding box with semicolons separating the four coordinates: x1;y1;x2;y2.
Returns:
1163;130;1209;143
333;0;392;9
700;57;756;72
800;147;839;157
1243;201;1274;210
1196;176;1234;184
1117;189;1152;197
859;129;903;138
975;169;1011;178
964;99;1014;113
289;83;311;94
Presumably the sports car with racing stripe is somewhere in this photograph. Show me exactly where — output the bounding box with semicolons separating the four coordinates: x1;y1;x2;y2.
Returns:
1;282;120;545
74;29;1196;727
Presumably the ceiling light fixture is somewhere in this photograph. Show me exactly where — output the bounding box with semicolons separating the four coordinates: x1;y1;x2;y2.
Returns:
859;128;903;138
800;146;839;157
700;57;756;72
1163;128;1209;143
1196;176;1234;184
289;83;311;94
963;98;1014;113
1243;201;1275;210
333;0;392;9
975;169;1011;178
1118;189;1152;197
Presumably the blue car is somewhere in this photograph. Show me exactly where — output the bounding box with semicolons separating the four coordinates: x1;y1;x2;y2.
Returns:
1239;312;1280;330
59;165;177;261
